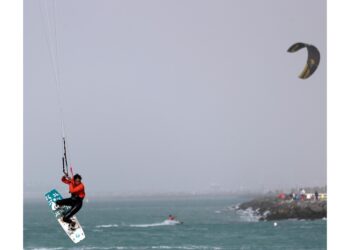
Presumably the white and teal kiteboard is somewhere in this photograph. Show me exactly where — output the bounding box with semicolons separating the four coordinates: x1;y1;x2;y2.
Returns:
45;189;85;243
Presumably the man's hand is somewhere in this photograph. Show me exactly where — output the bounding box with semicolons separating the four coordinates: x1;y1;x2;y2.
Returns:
63;175;71;180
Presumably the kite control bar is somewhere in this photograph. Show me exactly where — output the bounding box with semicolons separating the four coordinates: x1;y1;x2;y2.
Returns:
62;157;67;176
62;137;75;177
62;137;69;176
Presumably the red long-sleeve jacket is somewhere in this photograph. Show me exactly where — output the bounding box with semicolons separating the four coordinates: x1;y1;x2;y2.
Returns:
61;176;85;199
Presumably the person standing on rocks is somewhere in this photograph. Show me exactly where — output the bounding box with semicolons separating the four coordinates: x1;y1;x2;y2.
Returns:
300;189;306;201
315;191;319;200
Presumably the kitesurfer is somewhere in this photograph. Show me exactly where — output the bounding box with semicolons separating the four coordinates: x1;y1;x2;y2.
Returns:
52;174;85;230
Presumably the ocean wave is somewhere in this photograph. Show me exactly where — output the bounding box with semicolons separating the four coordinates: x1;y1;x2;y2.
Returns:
27;246;222;250
27;248;64;250
96;224;119;228
130;220;182;228
151;246;222;250
235;207;261;222
26;247;128;250
75;247;221;250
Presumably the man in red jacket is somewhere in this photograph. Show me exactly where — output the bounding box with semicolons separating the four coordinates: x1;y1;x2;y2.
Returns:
53;174;85;229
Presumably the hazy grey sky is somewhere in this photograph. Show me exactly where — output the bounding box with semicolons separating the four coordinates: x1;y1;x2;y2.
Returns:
24;0;326;198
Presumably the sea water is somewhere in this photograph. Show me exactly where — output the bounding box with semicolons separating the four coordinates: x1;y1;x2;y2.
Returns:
24;195;326;250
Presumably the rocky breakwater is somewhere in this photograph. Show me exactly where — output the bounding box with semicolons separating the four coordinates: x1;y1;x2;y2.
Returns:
236;197;327;221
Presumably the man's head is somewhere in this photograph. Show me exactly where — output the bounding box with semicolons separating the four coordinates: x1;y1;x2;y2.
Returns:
73;174;82;185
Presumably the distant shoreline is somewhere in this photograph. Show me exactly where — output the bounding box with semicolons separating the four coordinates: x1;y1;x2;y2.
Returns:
236;196;327;221
24;191;259;202
24;187;327;202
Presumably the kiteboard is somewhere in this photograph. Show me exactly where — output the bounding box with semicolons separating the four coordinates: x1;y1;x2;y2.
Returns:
45;189;85;243
164;219;184;225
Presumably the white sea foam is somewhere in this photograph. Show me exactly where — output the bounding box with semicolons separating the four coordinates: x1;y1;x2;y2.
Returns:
27;246;222;250
236;207;261;222
96;224;119;228
151;246;222;250
130;220;181;228
29;248;64;250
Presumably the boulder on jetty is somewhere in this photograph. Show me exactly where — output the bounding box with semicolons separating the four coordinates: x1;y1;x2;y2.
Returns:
236;197;327;221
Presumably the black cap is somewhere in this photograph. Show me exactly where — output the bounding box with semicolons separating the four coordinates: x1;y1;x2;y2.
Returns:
73;174;82;180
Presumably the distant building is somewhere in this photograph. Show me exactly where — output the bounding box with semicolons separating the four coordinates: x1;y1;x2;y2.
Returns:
304;193;327;200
